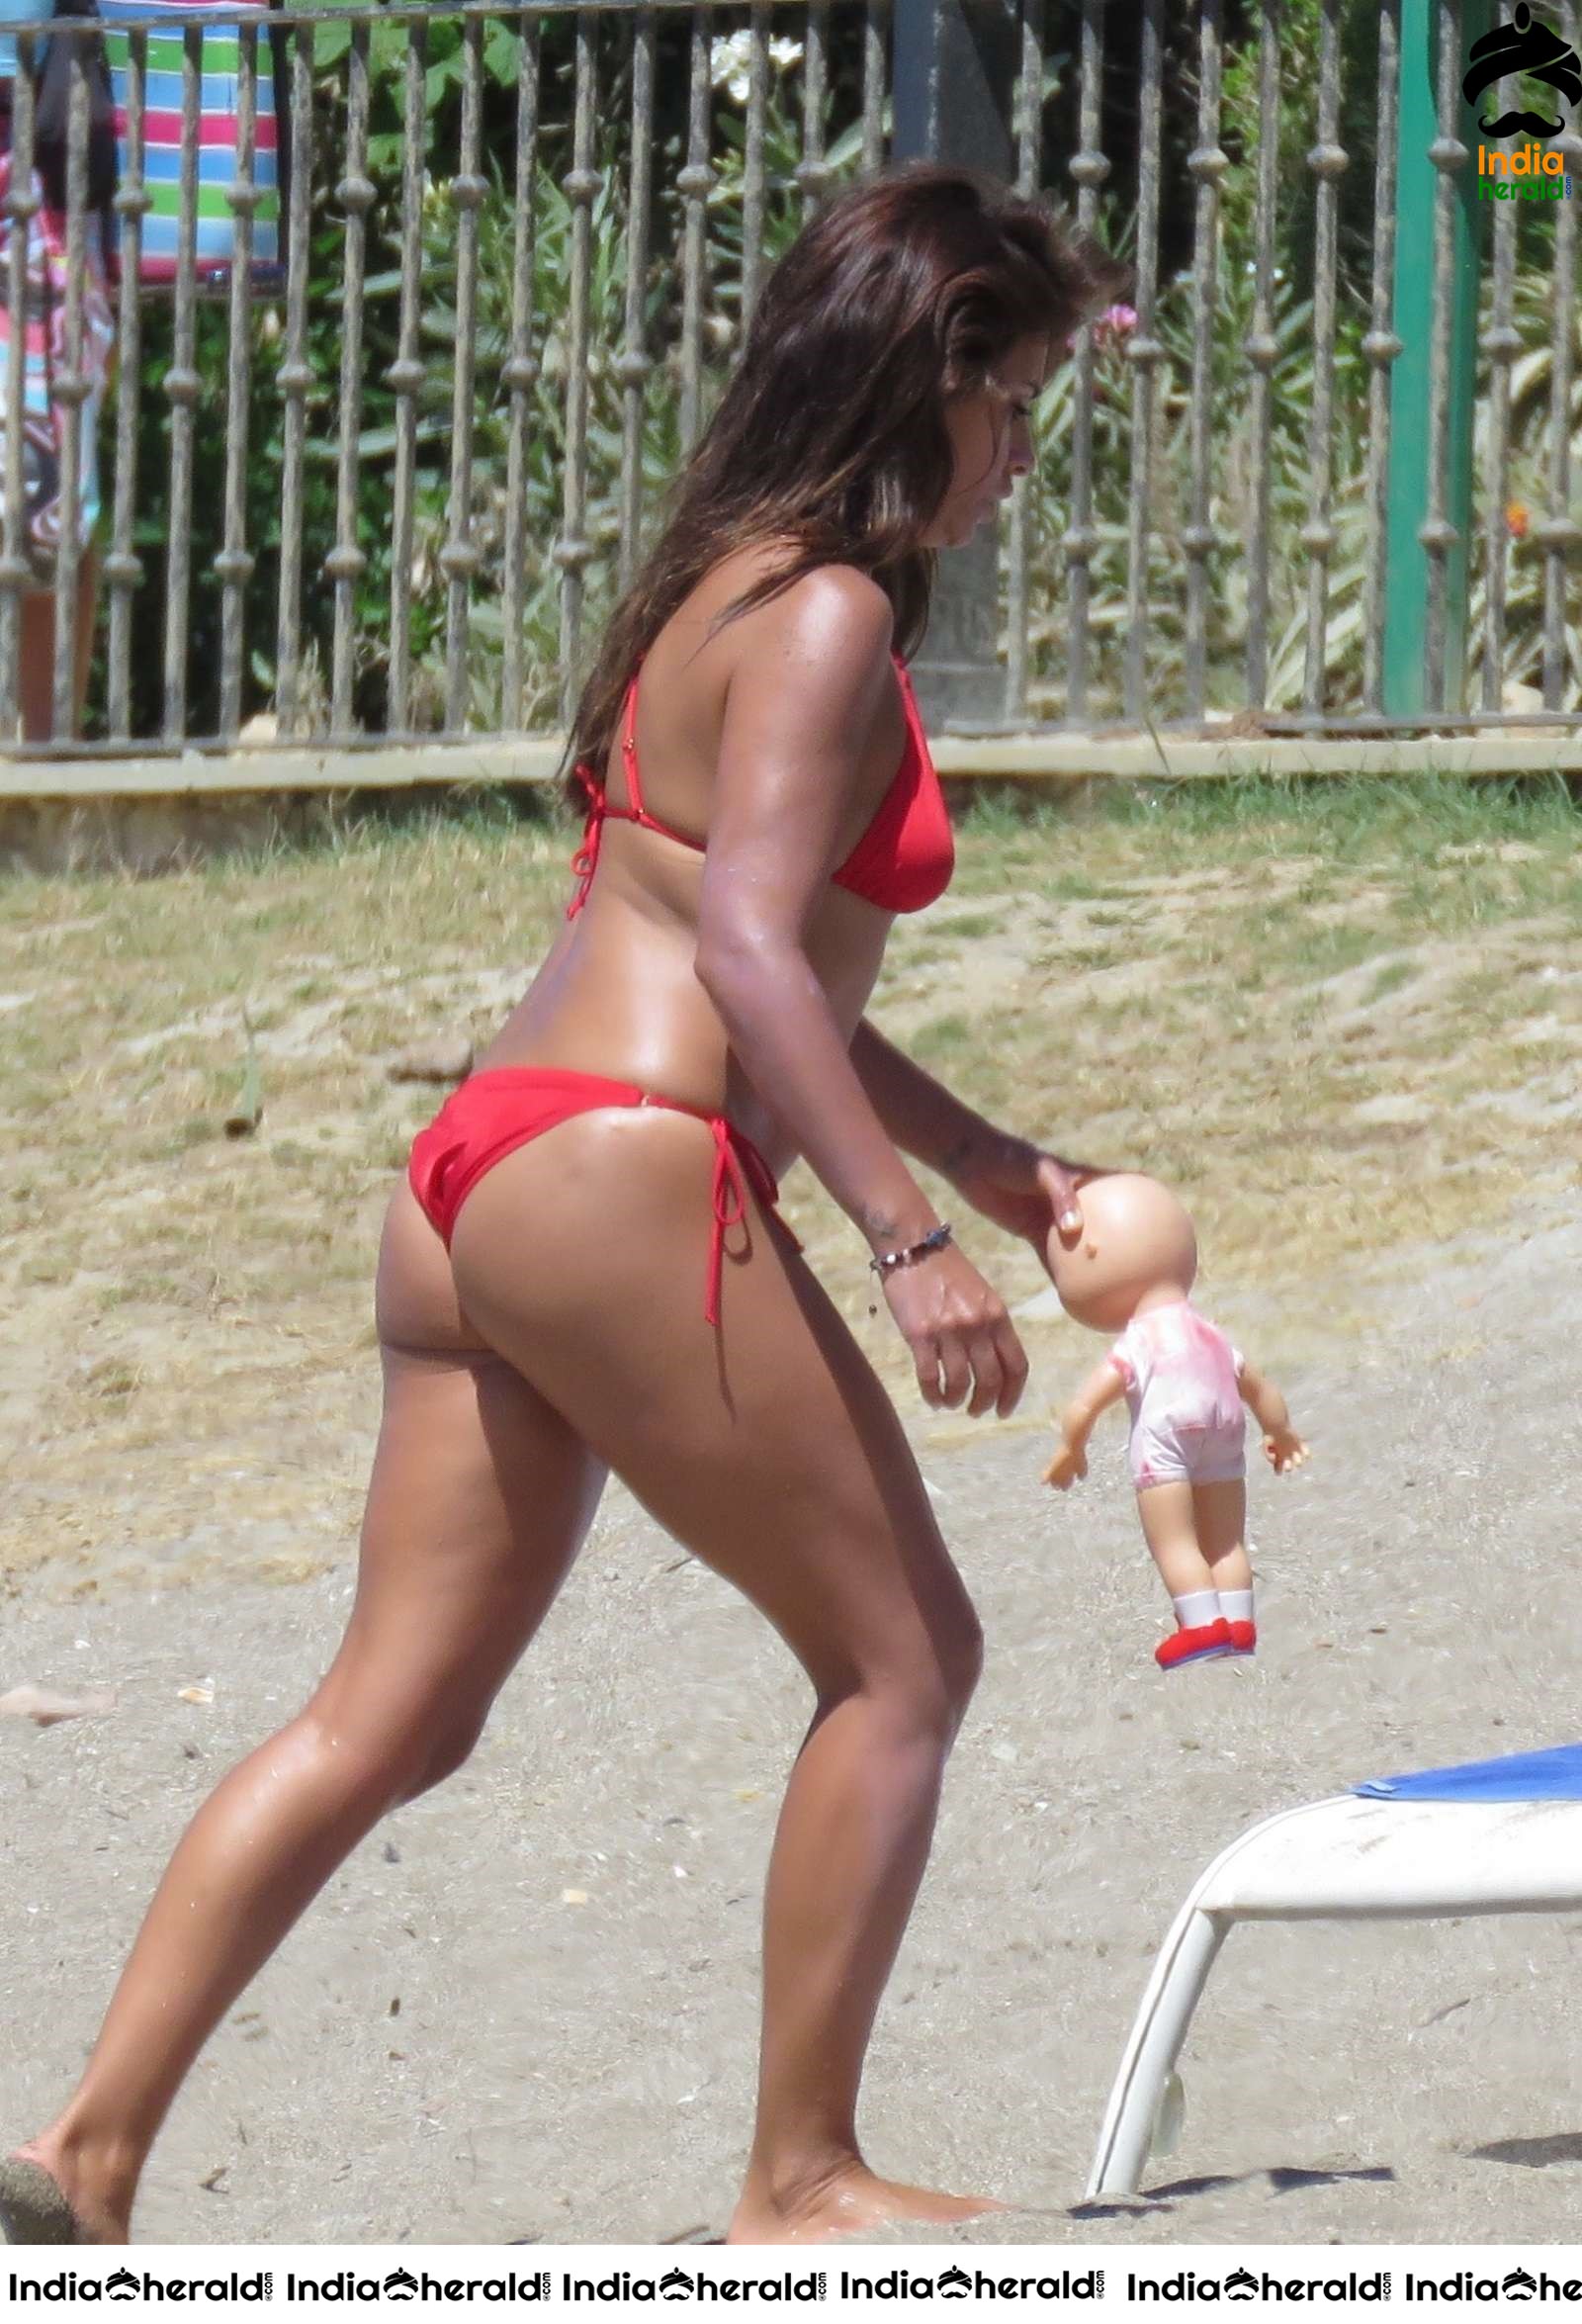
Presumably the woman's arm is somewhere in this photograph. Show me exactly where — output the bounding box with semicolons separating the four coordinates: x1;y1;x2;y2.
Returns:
849;1017;1090;1244
695;572;939;1255
847;1017;999;1187
694;566;1025;1414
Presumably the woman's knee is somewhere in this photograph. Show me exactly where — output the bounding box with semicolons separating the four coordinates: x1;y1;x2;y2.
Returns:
821;1598;985;1752
924;1605;986;1740
298;1683;485;1813
396;1717;488;1804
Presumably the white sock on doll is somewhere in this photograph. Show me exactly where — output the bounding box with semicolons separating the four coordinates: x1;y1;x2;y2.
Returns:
1172;1590;1221;1632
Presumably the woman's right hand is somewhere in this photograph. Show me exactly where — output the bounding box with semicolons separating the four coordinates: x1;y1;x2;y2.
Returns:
881;1241;1029;1420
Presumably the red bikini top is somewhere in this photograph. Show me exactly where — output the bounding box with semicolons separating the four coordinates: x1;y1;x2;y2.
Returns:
567;653;955;921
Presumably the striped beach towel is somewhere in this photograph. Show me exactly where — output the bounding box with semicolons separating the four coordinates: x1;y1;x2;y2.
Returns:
99;0;281;285
0;138;114;578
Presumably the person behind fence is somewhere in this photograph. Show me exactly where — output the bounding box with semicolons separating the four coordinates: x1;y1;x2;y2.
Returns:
1;161;1122;2247
0;0;116;741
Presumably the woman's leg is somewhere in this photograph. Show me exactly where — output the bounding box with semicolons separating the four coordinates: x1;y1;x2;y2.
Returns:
11;1182;605;2241
449;1108;1000;2243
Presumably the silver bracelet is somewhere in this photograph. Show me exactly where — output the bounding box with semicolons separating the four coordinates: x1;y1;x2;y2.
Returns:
869;1222;954;1279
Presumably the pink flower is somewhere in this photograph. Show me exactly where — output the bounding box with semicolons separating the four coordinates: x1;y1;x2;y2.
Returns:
1067;303;1137;355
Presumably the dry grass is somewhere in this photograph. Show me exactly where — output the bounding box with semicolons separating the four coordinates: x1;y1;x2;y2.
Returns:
2;776;1577;1593
876;784;1582;1301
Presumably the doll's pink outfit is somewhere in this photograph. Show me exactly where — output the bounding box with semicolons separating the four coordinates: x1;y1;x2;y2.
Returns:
1107;1301;1246;1490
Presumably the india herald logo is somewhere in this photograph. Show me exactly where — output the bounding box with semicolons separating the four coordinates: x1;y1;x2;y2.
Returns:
1463;3;1582;138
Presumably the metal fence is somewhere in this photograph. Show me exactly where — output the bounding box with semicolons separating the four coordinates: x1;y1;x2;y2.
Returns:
3;0;1579;758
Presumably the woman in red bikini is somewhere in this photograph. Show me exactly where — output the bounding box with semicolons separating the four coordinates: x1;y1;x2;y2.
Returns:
3;163;1116;2248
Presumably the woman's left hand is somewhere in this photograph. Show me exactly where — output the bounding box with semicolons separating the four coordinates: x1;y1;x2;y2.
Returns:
951;1133;1105;1255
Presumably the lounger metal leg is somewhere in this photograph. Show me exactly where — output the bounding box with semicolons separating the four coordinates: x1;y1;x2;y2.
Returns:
1084;1904;1227;2198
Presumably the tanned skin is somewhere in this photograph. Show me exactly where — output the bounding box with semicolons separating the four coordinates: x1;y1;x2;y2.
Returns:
12;337;1096;2247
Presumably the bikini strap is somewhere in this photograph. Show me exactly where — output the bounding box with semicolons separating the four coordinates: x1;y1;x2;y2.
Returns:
620;659;648;819
691;1112;799;1327
565;660;643;919
568;654;709;918
567;764;604;920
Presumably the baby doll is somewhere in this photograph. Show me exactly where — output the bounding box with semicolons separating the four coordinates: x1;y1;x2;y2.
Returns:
1041;1173;1308;1670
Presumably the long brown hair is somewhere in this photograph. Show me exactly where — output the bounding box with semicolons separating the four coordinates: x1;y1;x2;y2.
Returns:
566;161;1125;791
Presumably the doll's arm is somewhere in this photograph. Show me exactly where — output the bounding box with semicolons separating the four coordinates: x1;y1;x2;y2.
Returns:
1042;1357;1127;1489
1238;1360;1309;1475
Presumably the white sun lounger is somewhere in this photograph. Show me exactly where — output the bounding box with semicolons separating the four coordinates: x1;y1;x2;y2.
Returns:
1085;1788;1582;2198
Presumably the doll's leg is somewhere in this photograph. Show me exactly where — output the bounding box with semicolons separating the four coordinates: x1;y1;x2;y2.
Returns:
1133;1487;1235;1672
1136;1484;1233;1668
1193;1479;1255;1652
1135;1481;1213;1599
1192;1479;1251;1595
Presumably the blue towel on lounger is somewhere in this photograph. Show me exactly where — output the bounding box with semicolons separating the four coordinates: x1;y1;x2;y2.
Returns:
1356;1743;1582;1803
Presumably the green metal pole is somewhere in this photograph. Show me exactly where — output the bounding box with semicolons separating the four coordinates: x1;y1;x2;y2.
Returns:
1383;0;1489;715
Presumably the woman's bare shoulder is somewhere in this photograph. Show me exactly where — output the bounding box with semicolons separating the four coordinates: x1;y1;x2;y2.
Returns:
726;560;896;710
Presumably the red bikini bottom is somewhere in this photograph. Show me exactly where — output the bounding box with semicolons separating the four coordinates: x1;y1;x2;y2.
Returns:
407;1067;796;1327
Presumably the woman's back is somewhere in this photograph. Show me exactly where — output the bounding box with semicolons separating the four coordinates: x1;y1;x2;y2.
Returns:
477;549;925;1161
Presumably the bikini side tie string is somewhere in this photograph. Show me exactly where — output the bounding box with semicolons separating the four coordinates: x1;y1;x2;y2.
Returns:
701;1117;801;1328
704;1117;746;1329
567;761;605;921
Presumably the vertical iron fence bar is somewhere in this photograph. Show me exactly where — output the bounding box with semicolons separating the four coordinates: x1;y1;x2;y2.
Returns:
160;22;204;743
678;12;714;455
1182;0;1225;720
861;0;886;177
558;11;599;720
275;22;313;740
1361;4;1401;716
1383;0;1482;715
796;1;831;218
217;25;260;743
618;8;657;592
106;25;148;742
1538;0;1581;706
1242;0;1280;710
742;3;770;334
1422;0;1477;713
1003;0;1041;724
1121;0;1164;722
1477;167;1519;712
387;19;429;738
501;13;542;730
49;45;92;740
1298;0;1347;715
442;14;486;734
892;0;1016;724
328;21;374;738
1062;0;1107;727
0;46;37;737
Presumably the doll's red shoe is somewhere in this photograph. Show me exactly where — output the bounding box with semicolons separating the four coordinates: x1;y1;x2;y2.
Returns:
1155;1617;1233;1670
1225;1619;1257;1655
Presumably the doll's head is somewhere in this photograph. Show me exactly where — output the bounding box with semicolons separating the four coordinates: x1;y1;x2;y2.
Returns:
1045;1172;1197;1333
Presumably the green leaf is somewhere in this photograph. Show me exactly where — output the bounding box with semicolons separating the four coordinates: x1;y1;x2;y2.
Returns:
483;21;521;89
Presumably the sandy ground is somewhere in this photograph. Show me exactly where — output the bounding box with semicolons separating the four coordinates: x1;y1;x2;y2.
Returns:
4;1190;1582;2250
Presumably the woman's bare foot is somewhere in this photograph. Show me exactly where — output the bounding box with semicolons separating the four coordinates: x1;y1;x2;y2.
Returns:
727;2157;1007;2245
1;2142;128;2246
